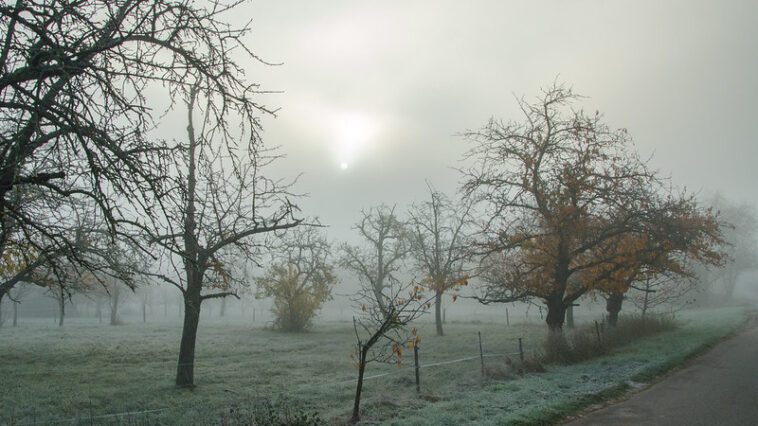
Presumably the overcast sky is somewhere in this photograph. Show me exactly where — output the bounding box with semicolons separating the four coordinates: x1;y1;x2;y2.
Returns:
227;0;758;242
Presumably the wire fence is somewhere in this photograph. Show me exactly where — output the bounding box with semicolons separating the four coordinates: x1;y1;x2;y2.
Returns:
9;331;540;425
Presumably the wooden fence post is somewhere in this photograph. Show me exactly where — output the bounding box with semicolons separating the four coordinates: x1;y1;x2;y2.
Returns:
478;331;484;378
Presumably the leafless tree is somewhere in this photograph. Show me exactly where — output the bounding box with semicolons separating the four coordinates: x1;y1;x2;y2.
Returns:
707;195;757;301
407;185;472;336
255;226;337;332
341;205;409;317
628;274;697;318
146;86;301;387
0;0;275;302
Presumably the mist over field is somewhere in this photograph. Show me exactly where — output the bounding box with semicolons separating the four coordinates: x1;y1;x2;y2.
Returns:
1;1;757;425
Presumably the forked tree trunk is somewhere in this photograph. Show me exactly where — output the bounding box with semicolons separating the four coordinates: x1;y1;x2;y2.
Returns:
606;293;624;326
434;291;444;336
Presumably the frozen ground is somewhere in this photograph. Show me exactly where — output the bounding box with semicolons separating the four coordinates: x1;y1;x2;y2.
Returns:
0;306;748;425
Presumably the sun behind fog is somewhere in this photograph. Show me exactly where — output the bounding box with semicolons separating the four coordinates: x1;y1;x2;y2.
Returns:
333;112;377;170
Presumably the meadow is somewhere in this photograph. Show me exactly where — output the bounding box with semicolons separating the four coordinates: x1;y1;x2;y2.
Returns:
0;306;748;425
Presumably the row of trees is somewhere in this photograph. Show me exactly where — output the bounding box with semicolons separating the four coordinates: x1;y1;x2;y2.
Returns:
0;1;749;397
0;0;302;388
460;85;726;339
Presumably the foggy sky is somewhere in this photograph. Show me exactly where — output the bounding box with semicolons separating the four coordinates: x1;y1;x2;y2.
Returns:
225;0;757;242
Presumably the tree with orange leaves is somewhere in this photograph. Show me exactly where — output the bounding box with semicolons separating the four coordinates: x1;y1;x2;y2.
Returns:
461;83;724;335
589;194;724;325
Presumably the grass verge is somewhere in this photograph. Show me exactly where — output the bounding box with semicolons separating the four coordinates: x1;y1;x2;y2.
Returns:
388;306;748;425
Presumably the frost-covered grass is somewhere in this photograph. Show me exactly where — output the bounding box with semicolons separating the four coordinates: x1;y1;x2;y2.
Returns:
392;306;749;425
0;306;747;425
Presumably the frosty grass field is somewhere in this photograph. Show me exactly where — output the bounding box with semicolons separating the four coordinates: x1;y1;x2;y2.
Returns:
0;306;748;425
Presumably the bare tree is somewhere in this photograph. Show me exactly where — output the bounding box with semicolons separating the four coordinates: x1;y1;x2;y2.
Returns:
708;196;757;301
628;274;697;318
407;186;472;336
349;279;429;424
0;0;274;303
146;87;301;388
341;205;409;317
255;226;337;332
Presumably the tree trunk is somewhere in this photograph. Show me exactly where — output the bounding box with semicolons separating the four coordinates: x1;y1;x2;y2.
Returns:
434;291;444;336
606;293;623;326
58;293;65;327
220;296;226;318
545;298;566;332
544;297;569;359
110;285;120;325
142;299;147;323
641;287;650;319
724;268;738;302
566;305;575;329
13;299;18;327
176;283;203;387
351;345;368;424
96;300;102;324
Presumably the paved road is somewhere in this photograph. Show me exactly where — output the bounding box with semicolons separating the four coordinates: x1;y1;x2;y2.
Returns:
566;316;758;426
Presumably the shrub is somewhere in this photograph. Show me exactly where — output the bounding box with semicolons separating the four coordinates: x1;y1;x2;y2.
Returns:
543;314;676;364
220;400;324;426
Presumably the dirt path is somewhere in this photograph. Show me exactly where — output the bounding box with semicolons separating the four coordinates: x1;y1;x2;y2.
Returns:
565;315;758;426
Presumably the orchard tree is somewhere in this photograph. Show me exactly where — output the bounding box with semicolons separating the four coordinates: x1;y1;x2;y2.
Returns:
629;275;695;318
146;86;301;388
256;227;336;332
407;186;472;336
590;195;724;325
341;205;409;317
349;278;429;424
462;83;723;336
0;0;276;303
708;196;757;301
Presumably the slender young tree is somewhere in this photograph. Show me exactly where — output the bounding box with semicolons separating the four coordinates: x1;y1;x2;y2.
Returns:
408;186;472;336
341;205;409;317
349;279;429;424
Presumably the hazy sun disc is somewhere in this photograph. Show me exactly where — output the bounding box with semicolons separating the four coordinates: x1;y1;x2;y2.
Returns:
333;112;377;168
